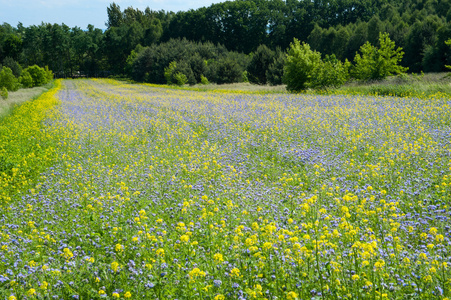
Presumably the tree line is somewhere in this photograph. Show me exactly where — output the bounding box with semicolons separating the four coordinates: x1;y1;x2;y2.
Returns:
1;0;451;87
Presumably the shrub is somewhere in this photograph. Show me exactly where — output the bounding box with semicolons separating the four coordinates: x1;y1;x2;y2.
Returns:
283;39;322;92
23;65;53;87
1;87;8;100
164;61;177;85
2;57;22;77
200;75;209;85
0;67;20;91
247;45;275;85
353;32;408;81
19;70;34;88
174;72;188;86
214;58;244;84
309;55;351;89
266;49;286;86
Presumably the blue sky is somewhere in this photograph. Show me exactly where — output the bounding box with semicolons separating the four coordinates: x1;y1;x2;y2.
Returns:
0;0;225;29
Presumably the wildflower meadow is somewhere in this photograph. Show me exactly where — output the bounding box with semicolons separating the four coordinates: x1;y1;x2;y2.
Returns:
1;79;451;299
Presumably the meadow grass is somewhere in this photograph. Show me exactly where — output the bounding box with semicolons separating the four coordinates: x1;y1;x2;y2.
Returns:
1;78;450;300
323;72;451;98
0;83;53;120
116;72;451;99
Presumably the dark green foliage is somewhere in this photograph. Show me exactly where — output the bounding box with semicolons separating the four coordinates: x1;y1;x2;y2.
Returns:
3;34;22;61
266;49;285;86
2;57;21;77
247;45;275;85
2;0;451;83
131;38;248;85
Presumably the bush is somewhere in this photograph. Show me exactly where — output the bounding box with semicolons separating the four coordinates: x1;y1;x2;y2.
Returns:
174;72;188;86
23;65;53;87
247;45;275;85
283;39;322;92
309;55;351;89
266;49;286;86
217;59;242;84
353;32;408;81
164;61;177;85
1;87;8;99
19;70;34;88
0;67;20;91
200;75;209;85
164;61;194;85
2;57;22;77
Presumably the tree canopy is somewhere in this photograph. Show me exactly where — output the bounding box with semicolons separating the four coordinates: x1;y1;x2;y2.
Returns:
1;0;450;84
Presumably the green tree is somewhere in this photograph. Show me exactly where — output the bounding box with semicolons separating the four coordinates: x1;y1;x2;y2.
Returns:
353;32;407;81
247;44;275;85
0;67;20;91
310;55;350;89
2;57;21;77
446;39;451;69
266;48;286;86
106;2;123;29
19;70;33;88
164;61;177;85
283;39;322;92
23;65;52;87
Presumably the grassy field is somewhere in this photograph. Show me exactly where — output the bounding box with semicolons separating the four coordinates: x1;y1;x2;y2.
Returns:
129;72;451;98
0;83;53;120
332;72;451;97
1;78;450;299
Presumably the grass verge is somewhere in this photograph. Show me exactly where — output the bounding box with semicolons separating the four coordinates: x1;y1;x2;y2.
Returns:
0;80;61;208
0;82;54;120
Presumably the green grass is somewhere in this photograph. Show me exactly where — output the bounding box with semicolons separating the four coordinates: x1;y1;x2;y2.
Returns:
133;72;451;98
0;83;54;120
325;72;451;98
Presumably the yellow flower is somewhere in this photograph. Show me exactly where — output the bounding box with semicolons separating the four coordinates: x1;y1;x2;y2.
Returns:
214;295;225;300
40;281;48;290
263;242;273;250
180;234;190;243
287;291;298;299
99;290;106;295
8;296;17;300
213;253;224;263
62;248;73;259
115;244;124;252
124;291;132;298
189;267;206;280
111;261;119;272
27;288;36;296
230;267;240;278
156;248;165;256
352;274;359;281
112;292;120;298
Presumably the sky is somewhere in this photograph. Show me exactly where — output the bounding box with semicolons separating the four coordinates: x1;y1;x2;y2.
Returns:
0;0;225;29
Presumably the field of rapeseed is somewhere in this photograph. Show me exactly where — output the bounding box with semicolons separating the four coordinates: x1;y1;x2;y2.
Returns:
1;79;451;299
